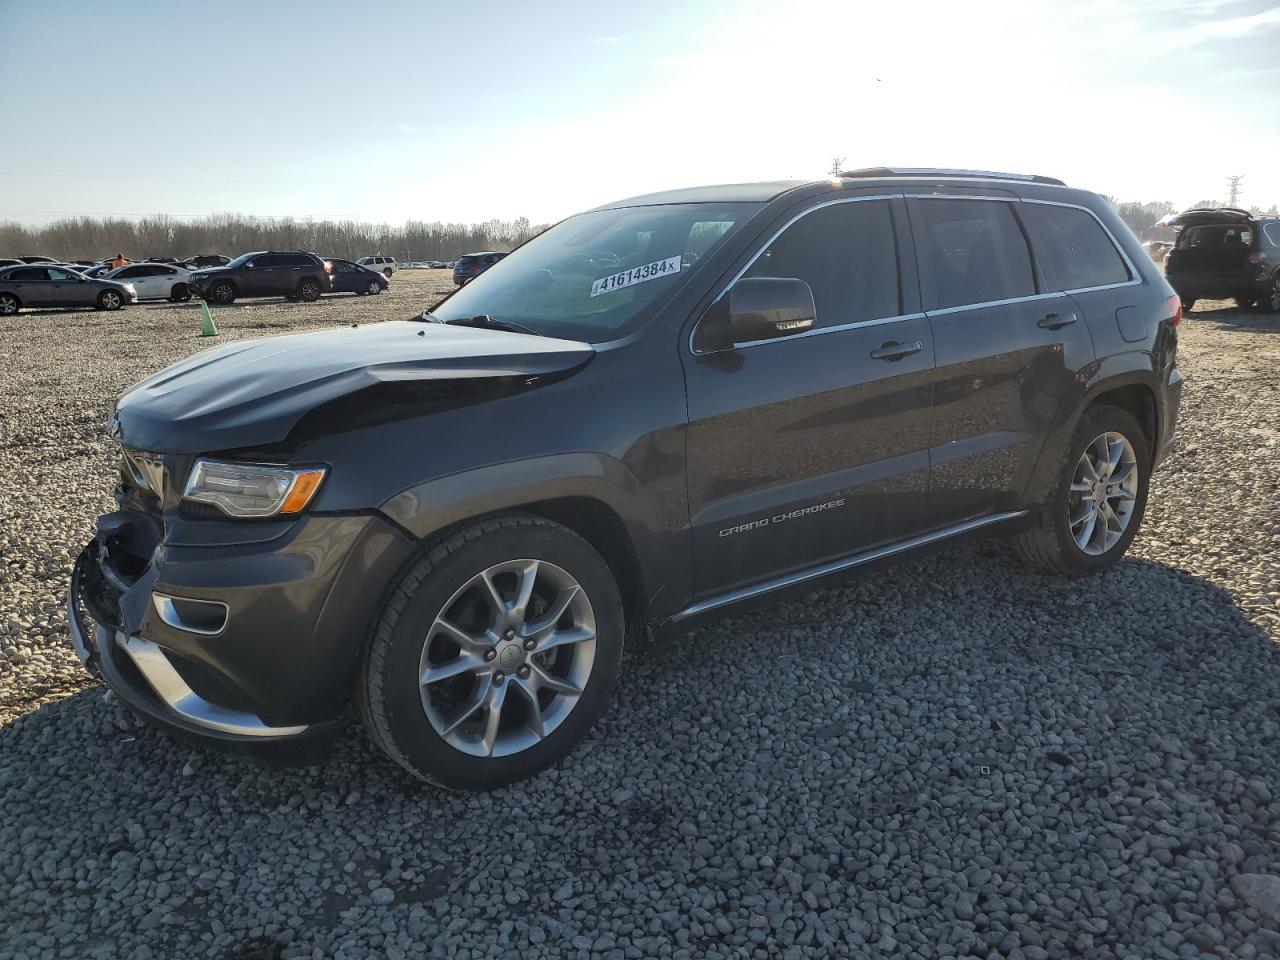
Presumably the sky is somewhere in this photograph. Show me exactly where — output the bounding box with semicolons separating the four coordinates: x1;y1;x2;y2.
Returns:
2;0;1278;227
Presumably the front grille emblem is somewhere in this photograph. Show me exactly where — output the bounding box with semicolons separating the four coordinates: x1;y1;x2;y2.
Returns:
122;449;166;494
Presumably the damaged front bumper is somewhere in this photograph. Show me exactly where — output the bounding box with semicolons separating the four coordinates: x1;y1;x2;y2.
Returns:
69;505;415;762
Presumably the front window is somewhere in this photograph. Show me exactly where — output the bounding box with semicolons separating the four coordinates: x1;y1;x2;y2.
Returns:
428;202;761;343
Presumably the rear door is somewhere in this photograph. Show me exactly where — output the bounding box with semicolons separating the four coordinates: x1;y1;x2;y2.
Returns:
8;267;55;306
683;196;936;596
908;195;1095;523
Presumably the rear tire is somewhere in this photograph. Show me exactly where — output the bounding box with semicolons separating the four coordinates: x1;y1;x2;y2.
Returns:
210;280;236;305
383;268;393;278
169;284;191;303
357;514;624;790
297;279;321;302
1012;405;1150;577
0;293;18;315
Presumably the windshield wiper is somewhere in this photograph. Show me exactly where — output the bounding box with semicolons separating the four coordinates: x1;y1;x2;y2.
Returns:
447;314;543;337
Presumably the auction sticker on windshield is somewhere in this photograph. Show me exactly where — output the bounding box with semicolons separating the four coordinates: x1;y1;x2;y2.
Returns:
590;256;681;298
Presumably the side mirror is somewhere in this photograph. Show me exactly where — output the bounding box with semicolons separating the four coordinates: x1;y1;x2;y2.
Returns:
244;261;255;269
697;277;817;351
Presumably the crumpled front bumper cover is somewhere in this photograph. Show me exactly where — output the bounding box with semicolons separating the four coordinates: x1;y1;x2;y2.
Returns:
68;505;416;760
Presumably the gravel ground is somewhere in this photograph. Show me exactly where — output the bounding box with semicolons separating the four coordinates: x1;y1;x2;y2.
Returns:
1;279;1278;959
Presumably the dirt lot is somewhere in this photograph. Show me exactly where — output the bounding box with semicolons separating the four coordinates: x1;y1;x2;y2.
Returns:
1;275;1279;959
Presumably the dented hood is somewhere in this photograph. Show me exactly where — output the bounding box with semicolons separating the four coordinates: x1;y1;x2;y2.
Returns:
114;320;593;453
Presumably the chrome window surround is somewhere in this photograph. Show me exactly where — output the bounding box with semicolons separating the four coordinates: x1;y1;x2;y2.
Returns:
689;193;1143;355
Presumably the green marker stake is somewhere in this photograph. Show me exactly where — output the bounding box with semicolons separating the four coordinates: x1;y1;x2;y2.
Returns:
199;300;218;337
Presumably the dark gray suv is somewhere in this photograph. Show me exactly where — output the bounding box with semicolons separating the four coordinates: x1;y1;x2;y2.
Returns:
70;168;1183;789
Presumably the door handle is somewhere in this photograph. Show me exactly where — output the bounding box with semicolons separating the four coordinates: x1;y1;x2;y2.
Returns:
870;339;923;361
1038;311;1078;330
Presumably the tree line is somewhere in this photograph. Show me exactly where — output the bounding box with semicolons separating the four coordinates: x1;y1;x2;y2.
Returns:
2;198;1277;262
0;214;551;263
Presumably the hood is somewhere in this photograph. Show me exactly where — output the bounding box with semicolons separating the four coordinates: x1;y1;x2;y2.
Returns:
188;265;231;276
114;320;594;453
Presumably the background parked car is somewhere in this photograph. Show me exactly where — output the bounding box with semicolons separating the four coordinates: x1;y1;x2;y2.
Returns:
0;258;20;268
16;256;57;264
0;264;135;314
104;262;193;302
452;251;505;286
1161;207;1280;313
324;258;389;296
184;254;230;268
186;250;332;305
357;255;396;277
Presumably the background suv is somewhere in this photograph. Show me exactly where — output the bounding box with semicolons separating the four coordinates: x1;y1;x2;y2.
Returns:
357;255;396;277
1161;207;1280;313
73;169;1181;790
453;251;505;286
186;251;331;304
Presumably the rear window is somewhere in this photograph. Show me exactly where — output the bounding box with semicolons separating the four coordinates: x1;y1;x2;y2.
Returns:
914;199;1036;310
1018;203;1131;291
1177;224;1253;249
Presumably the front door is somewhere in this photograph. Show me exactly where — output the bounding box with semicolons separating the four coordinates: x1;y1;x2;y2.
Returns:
683;197;935;597
908;196;1096;522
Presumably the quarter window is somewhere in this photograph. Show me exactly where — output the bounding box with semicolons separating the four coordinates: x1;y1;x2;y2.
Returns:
1019;203;1131;291
914;199;1036;310
742;200;900;329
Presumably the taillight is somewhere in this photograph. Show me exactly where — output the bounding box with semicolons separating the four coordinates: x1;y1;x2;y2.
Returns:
1166;293;1181;327
1248;250;1264;264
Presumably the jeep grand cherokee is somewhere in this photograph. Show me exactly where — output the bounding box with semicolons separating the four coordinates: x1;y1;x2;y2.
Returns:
70;168;1183;790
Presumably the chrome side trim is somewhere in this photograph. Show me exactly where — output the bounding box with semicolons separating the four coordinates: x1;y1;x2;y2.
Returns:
730;312;927;350
927;292;1066;317
671;511;1027;622
152;593;228;637
116;634;308;738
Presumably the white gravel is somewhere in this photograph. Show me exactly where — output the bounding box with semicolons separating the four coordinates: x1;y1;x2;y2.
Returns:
1;284;1278;959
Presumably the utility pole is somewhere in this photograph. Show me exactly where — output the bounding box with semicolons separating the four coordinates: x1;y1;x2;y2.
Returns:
829;156;846;177
1226;174;1244;207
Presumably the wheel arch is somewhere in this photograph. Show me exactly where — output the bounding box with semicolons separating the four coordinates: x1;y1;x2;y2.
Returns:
0;290;23;308
380;453;679;631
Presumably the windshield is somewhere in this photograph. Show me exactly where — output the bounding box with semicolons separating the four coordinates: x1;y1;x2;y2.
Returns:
429;202;760;342
223;252;257;269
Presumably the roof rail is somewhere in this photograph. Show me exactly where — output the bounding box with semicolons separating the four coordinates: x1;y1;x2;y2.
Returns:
1177;206;1252;217
840;166;1066;187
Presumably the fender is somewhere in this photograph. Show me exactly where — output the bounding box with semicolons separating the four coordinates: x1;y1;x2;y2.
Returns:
380;451;688;621
1022;353;1167;506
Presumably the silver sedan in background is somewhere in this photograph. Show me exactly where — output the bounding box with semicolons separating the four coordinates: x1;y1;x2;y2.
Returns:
0;264;136;315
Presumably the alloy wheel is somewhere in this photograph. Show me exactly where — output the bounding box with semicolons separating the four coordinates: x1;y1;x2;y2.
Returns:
0;294;17;315
1270;277;1280;313
418;559;596;758
367;280;381;295
100;292;121;310
1068;431;1139;555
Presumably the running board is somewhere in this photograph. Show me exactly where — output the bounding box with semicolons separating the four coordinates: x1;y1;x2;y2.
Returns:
671;510;1027;623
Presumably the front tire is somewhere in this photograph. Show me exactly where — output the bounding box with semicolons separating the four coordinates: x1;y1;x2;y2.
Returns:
1180;297;1196;314
97;290;123;311
1262;275;1280;314
358;515;624;790
367;279;382;295
1012;405;1150;576
210;280;236;305
169;284;191;303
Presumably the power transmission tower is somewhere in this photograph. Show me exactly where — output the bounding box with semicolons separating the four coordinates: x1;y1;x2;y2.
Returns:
1226;175;1243;207
829;156;846;177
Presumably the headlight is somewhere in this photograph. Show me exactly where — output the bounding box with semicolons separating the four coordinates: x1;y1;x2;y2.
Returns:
182;460;327;518
123;283;136;294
